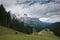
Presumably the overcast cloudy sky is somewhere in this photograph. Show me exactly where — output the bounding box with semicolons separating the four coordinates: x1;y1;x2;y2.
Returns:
0;0;60;22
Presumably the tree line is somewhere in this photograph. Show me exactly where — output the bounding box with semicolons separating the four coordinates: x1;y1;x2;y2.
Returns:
48;22;60;37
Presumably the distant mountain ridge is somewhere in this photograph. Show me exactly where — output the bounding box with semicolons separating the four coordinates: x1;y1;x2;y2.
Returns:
17;17;52;27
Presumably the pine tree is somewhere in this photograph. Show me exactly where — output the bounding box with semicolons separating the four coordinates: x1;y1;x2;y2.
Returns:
0;4;11;26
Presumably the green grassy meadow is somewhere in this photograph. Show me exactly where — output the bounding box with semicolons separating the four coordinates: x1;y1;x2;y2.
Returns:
0;26;60;40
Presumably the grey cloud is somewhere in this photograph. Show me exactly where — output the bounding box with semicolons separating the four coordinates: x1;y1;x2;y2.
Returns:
0;0;60;22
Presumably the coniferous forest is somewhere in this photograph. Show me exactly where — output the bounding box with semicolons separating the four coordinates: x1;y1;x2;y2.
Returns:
0;4;33;34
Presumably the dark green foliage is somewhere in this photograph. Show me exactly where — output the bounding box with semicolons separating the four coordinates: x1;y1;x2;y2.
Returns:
24;26;33;34
35;26;45;32
10;17;24;32
10;17;33;34
48;22;60;37
0;4;11;26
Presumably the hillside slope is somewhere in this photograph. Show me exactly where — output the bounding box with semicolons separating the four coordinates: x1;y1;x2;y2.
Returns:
0;26;24;35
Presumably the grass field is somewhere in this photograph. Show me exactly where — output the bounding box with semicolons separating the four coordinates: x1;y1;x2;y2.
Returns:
0;26;60;40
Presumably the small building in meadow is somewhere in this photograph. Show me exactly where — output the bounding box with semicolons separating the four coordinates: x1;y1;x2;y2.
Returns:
37;28;53;35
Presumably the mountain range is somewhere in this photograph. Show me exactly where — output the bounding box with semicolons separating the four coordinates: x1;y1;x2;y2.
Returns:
17;17;52;28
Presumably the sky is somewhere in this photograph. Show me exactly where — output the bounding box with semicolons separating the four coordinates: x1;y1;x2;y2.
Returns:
0;0;60;22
